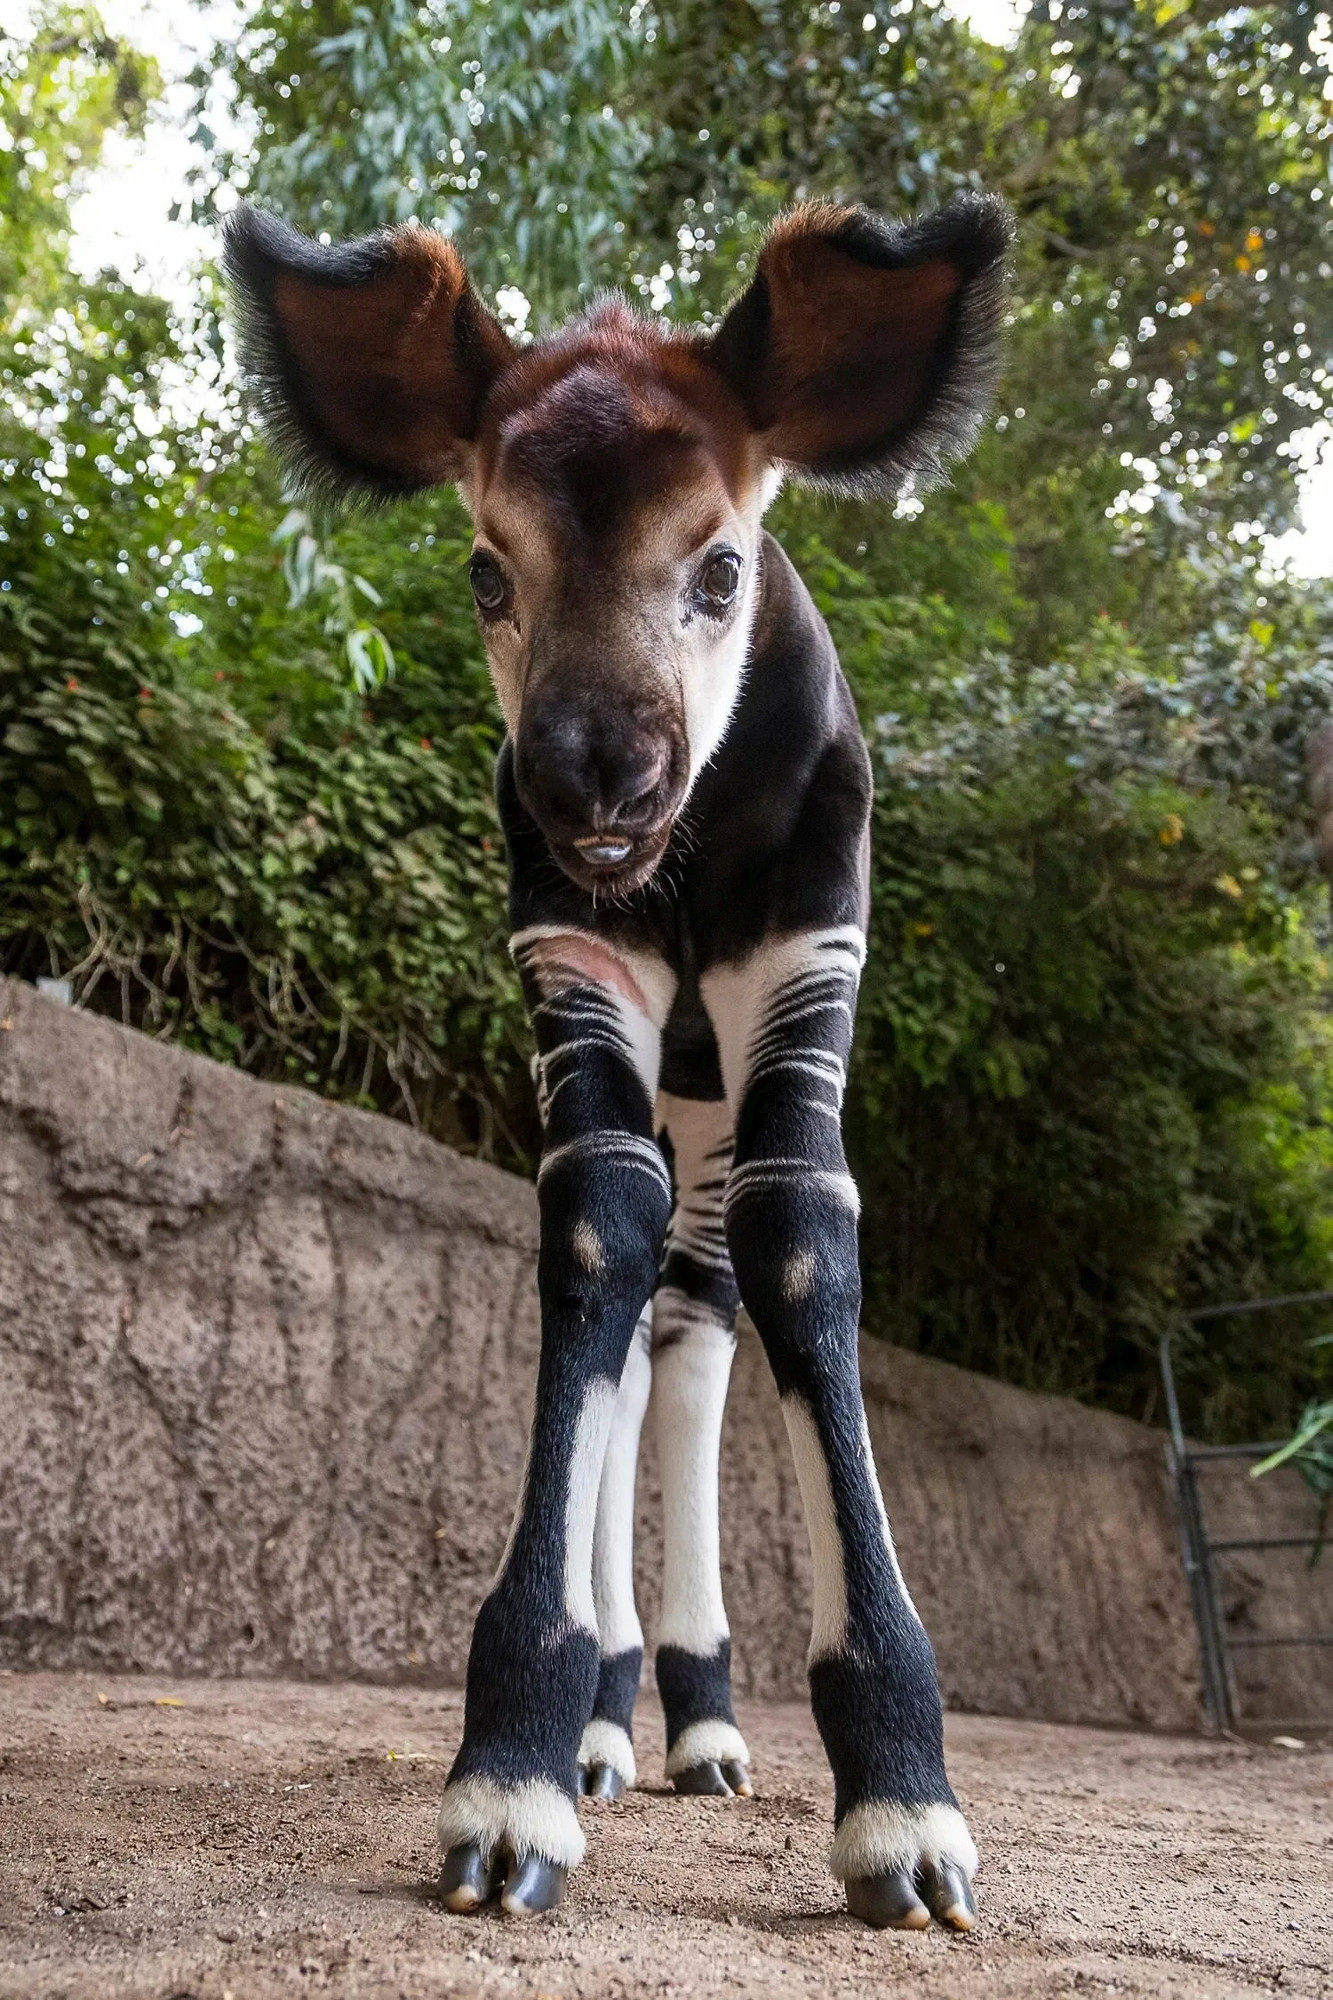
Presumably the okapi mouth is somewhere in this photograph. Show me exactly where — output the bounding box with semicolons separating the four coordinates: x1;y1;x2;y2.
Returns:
551;817;676;898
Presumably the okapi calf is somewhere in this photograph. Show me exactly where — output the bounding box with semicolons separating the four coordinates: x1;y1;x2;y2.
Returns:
224;189;1010;1929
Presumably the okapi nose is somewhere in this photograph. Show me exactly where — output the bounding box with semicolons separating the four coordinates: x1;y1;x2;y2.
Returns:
518;704;669;833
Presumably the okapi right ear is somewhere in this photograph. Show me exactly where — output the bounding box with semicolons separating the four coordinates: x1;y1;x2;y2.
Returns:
221;205;515;501
706;192;1013;497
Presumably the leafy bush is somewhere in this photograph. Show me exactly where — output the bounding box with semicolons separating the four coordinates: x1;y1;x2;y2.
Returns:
0;454;530;1146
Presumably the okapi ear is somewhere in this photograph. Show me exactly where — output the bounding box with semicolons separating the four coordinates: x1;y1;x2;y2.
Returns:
706;193;1013;497
221;205;515;501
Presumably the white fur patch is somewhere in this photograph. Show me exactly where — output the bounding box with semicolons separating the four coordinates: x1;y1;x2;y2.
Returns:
510;924;677;1029
565;1377;618;1631
510;925;676;1102
436;1774;586;1870
723;1161;860;1222
538;1131;672;1203
781;1394;848;1662
607;984;666;1102
828;1800;978;1886
782;1248;817;1302
592;1317;652;1657
578;1718;637;1787
664;1717;750;1777
653;1314;736;1655
682;581;759;789
572;1217;605;1274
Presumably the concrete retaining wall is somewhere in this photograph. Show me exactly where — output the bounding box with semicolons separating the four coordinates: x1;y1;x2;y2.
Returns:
5;977;1309;1731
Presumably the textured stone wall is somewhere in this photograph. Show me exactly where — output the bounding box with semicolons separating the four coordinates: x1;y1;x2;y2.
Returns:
8;976;1316;1732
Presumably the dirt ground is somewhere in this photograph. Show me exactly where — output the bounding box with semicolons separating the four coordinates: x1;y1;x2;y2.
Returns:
0;1673;1328;2000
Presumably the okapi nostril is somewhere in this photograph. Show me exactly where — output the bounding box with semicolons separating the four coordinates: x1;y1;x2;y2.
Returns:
614;781;662;823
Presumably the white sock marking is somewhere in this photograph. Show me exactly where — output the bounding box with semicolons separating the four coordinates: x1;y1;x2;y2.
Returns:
664;1717;751;1777
437;1775;586;1870
578;1717;638;1787
829;1801;978;1885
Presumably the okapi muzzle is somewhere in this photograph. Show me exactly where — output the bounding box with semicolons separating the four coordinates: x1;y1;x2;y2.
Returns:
512;672;687;894
223;188;1013;1930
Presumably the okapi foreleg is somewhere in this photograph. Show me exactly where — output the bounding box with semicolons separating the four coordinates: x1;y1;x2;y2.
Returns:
652;1092;750;1797
703;927;979;1933
437;928;674;1915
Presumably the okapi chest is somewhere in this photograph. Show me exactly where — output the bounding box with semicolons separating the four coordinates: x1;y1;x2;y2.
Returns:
224;188;1011;1930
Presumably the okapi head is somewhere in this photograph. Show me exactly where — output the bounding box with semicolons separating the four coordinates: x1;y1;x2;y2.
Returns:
224;196;1010;895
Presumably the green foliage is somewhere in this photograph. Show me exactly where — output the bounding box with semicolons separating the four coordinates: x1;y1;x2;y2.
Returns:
0;446;528;1145
1251;1330;1333;1554
834;602;1333;1425
3;0;1333;1443
191;0;648;317
0;8;156;312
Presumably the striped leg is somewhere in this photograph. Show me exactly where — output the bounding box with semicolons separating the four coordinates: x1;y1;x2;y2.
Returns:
653;1093;750;1797
703;927;978;1933
578;1305;652;1800
438;928;674;1916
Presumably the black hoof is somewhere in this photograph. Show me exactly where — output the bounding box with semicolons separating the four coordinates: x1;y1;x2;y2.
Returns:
439;1841;503;1913
499;1851;567;1916
578;1761;625;1800
845;1868;932;1931
673;1759;751;1797
919;1859;978;1932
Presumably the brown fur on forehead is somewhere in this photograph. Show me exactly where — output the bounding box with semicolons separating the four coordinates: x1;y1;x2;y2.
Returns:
476;300;758;531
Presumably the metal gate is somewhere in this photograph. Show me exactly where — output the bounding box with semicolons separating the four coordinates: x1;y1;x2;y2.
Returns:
1160;1291;1333;1736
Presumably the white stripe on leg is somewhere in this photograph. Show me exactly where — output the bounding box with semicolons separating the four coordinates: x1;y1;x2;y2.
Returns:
702;924;866;1114
592;1310;652;1658
563;1377;619;1633
781;1393;849;1664
654;1301;735;1656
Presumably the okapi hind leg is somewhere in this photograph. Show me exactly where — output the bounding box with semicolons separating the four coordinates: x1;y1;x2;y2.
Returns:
437;928;675;1917
704;928;979;1932
578;1306;653;1800
653;1093;751;1799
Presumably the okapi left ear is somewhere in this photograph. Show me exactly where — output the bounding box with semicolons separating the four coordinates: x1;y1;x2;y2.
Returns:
222;205;516;501
705;193;1013;496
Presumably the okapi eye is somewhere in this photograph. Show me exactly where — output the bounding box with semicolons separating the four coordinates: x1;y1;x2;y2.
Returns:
469;552;509;614
694;550;742;613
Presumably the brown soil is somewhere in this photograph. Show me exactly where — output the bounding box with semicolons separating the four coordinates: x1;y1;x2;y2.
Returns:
0;1673;1328;2000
